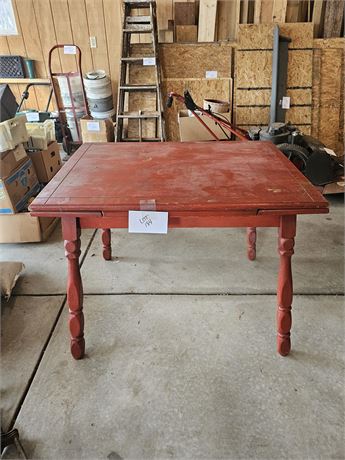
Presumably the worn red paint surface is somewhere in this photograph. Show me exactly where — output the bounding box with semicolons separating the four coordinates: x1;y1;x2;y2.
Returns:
30;141;328;214
30;141;329;359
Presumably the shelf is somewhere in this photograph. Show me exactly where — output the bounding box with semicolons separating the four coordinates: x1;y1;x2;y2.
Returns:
0;78;50;84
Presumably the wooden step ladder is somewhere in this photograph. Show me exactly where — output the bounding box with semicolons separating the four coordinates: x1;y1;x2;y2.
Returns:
115;0;165;142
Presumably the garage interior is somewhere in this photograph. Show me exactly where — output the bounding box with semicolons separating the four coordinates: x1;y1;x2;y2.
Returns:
0;0;344;459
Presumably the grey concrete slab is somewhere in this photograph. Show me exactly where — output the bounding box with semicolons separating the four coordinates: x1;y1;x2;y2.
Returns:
14;294;344;459
82;197;344;294
1;295;65;431
0;224;95;295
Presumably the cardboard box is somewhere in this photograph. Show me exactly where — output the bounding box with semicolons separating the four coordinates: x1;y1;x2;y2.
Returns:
28;141;62;183
0;213;58;243
0;158;40;214
0;144;28;178
80;116;114;143
178;110;232;141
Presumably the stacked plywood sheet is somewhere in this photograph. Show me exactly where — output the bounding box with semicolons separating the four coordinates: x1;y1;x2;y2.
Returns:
234;23;313;134
159;42;233;140
312;38;344;156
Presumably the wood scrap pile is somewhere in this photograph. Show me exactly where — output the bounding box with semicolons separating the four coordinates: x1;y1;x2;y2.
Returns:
157;0;345;44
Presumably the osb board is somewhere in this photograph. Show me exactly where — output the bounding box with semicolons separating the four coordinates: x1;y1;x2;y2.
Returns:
236;88;312;106
312;41;344;155
235;106;311;125
237;23;313;49
313;38;345;49
162;78;232;141
159;42;233;79
128;92;158;139
235;50;312;88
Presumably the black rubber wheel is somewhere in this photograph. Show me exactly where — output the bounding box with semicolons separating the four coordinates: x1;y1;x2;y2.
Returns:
277;143;309;173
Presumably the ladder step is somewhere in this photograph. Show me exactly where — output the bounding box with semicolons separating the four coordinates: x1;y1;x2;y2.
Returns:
119;84;157;92
118;111;160;119
124;1;154;7
123;27;153;33
121;56;156;64
126;16;151;23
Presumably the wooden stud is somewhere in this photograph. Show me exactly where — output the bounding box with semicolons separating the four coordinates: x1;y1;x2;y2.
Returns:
272;0;288;22
312;0;324;38
241;0;249;24
286;0;300;22
323;0;344;38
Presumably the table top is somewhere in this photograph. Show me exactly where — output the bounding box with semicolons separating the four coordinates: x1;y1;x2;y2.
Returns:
30;141;328;215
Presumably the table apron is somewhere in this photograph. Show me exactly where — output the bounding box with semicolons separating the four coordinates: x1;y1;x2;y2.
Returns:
79;213;281;229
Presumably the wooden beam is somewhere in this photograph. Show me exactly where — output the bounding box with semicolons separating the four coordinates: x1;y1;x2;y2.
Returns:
286;0;300;22
198;0;217;42
312;0;324;38
254;0;262;23
272;0;288;22
323;0;344;38
241;0;249;23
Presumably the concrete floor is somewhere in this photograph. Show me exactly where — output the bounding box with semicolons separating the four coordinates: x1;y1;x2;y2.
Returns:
1;195;344;459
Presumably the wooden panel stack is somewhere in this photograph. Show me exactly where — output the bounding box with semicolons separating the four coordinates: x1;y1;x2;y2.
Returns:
312;38;345;156
234;23;313;134
174;1;197;43
160;42;233;140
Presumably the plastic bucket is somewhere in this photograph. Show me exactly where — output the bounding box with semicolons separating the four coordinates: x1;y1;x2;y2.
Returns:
83;70;113;114
90;107;116;120
87;95;113;112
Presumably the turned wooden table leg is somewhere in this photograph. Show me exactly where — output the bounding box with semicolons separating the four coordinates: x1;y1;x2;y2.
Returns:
277;215;296;356
62;217;85;360
247;227;256;260
101;228;111;260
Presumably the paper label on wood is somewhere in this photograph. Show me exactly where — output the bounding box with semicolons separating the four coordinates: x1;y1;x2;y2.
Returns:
206;70;218;79
86;121;100;132
143;57;156;66
282;96;291;109
64;45;77;55
26;112;40;122
128;211;168;234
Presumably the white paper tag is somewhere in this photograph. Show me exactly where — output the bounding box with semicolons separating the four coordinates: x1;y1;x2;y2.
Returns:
86;121;100;132
128;211;168;234
206;70;217;79
282;96;290;109
64;45;77;55
324;147;336;157
143;57;156;66
26;112;40;122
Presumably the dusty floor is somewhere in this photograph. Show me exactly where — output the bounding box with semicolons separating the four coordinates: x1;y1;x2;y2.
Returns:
1;195;344;459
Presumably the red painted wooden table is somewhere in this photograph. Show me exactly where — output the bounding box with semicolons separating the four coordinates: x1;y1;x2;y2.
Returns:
29;141;329;359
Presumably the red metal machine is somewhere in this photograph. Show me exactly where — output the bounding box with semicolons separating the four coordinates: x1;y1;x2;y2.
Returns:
48;44;89;154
